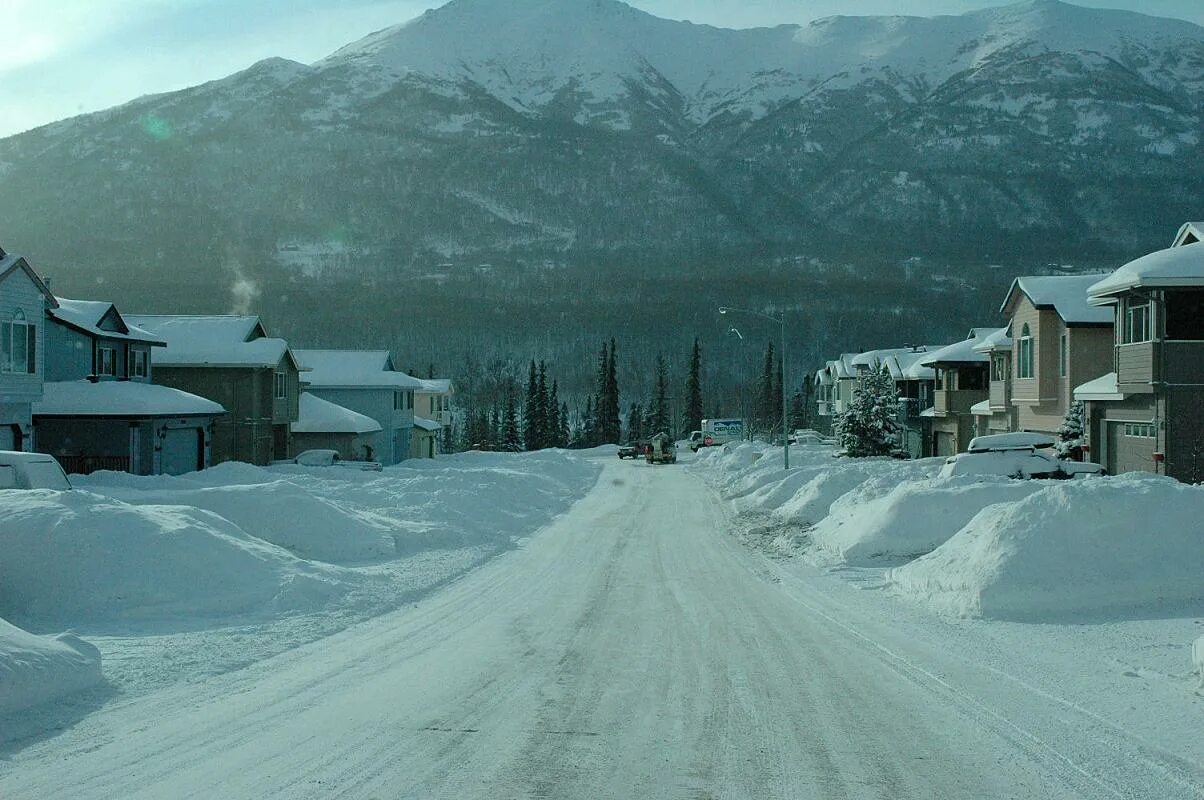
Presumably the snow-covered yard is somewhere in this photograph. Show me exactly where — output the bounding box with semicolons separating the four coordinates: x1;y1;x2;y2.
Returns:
0;450;601;721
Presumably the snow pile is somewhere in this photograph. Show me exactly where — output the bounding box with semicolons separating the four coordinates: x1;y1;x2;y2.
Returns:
888;474;1204;621
0;617;103;715
1193;635;1204;689
0;489;336;625
809;476;1043;566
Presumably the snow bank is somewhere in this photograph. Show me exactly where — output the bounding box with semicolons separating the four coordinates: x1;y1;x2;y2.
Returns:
810;476;1043;565
888;474;1204;621
0;617;103;715
0;490;340;625
771;459;931;527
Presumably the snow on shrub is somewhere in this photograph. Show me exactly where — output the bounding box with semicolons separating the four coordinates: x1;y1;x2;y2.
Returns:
0;490;344;624
0;617;103;715
887;474;1204;621
809;475;1043;566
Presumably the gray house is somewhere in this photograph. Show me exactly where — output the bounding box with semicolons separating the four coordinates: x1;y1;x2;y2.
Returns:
33;299;224;475
0;247;55;452
293;350;420;465
1078;223;1204;481
292;391;383;461
126;315;302;466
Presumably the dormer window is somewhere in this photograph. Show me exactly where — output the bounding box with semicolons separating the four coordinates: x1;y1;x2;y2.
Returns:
1017;324;1034;378
1;309;36;375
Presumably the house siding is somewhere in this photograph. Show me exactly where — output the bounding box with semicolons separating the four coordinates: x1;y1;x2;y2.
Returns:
0;265;47;449
153;365;280;465
1116;342;1156;390
305;387;413;465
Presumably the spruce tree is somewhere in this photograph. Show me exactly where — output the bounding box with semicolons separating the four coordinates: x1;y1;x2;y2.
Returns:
758;342;776;435
603;339;621;443
833;365;900;457
547;379;561;449
685;338;703;434
582;395;597;447
523;360;540;451
773;360;784;436
627;401;644;443
650;355;672;437
1057;400;1086;458
502;388;521;451
536;361;550;449
559;401;571;448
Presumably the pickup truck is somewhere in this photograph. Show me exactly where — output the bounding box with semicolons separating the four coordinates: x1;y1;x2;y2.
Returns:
0;451;73;490
617;442;645;459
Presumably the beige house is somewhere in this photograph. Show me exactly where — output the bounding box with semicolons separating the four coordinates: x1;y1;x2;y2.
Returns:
1077;223;1204;481
970;327;1015;437
920;329;995;456
412;378;454;457
998;275;1113;436
410;417;442;460
126;315;303;466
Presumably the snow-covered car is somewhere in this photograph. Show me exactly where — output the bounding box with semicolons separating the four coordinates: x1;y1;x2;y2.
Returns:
966;431;1057;453
292;449;383;472
0;451;73;490
938;447;1103;480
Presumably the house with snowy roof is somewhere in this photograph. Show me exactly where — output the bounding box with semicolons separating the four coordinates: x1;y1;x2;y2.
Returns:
970;326;1016;439
293;350;422;465
124;314;302;466
412;378;455;458
1076;223;1204;481
0;246;55;452
291;392;383;461
920;328;995;456
997;274;1113;439
881;347;940;459
34;299;225;475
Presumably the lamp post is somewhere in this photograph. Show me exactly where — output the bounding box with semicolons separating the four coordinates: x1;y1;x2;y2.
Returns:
719;306;789;469
727;326;748;441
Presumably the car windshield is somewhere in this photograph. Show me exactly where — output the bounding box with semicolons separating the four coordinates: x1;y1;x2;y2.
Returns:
1;2;1201;798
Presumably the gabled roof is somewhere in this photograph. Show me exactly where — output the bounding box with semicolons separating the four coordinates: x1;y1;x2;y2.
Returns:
294;350;424;390
125;314;299;370
293;392;383;435
1173;222;1204;247
920;328;995;367
49;299;165;345
417;378;453;394
828;353;859;380
883;348;939;381
1000;275;1113;325
972;326;1013;354
850;347;922;372
1088;241;1204;302
33;380;225;418
0;251;58;308
814;367;833;385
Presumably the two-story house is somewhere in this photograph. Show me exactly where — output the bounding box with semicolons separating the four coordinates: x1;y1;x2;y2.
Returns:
0;248;55;452
813;366;835;434
33;299;225;475
998;275;1113;436
1078;225;1204;481
293;350;421;465
920;328;995;456
125;315;302;466
412;378;454;458
882;347;938;459
970;327;1015;437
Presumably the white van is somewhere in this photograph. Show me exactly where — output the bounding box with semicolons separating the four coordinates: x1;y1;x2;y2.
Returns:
0;451;73;490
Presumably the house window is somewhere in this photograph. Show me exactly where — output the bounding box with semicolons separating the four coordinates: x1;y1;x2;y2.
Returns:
1165;291;1204;340
991;354;1007;382
959;366;986;391
430;396;436;414
934;368;944;390
1059;332;1068;377
406;391;414;410
97;346;117;376
1123;299;1151;344
1123;423;1156;438
129;349;149;379
0;310;36;375
394;391;403;411
274;371;288;400
1017;324;1034;378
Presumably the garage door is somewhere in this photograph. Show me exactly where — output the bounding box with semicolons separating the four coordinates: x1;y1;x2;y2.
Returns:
0;425;14;451
1106;421;1156;476
934;431;957;457
161;427;202;475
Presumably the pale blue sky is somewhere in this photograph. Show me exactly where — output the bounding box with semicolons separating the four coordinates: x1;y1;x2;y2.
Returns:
1;0;1200;138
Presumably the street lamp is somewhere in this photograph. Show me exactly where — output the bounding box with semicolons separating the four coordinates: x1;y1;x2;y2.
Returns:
719;306;790;469
727;327;748;441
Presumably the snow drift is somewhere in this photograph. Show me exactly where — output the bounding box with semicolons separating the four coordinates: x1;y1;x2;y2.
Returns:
888;474;1204;621
0;617;103;715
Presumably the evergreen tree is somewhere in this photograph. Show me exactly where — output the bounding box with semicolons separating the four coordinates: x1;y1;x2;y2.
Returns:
627;401;644;443
757;342;776;435
833;365;901;457
788;392;808;432
559;401;571;448
650;355;672;436
685;338;703;434
773;359;784;435
604;339;621;443
536;361;550;449
488;406;501;449
582;395;597;448
1057;400;1087;458
502;388;521;451
523;360;540;451
547;379;561;449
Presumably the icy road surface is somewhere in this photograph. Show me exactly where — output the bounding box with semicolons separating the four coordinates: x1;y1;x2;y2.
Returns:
2;456;1200;799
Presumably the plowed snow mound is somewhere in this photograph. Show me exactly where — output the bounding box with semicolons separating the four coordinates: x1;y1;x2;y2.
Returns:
0;490;342;625
887;474;1204;621
0;617;103;715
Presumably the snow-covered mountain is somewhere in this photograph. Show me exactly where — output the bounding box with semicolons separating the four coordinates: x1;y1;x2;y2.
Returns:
0;0;1201;326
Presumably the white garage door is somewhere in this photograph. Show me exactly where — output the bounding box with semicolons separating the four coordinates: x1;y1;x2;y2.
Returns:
161;428;201;476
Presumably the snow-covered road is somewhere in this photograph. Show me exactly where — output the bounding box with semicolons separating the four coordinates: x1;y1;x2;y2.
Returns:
2;456;1200;799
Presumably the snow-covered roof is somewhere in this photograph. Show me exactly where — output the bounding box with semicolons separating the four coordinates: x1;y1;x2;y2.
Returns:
1088;242;1204;302
973;326;1013;353
828;354;858;380
293;392;382;435
970;399;993;416
294;350;424;390
919;328;995;366
413;416;442;432
919;407;937;418
1001;275;1113;324
967;432;1056;452
1073;372;1126;402
49;299;165;345
416;378;452;394
850;347;918;370
814;368;833;385
126;315;298;369
1173;221;1204;247
881;347;940;381
33;380;225;417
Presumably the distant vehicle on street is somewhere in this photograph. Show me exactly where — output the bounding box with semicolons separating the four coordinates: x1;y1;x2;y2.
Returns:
0;451;73;490
293;449;384;472
645;433;677;464
618;441;645;459
690;418;744;451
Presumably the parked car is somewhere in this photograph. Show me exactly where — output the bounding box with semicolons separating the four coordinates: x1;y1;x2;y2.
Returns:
0;451;73;490
618;441;644;459
939;447;1103;480
966;432;1057;453
293;449;383;472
